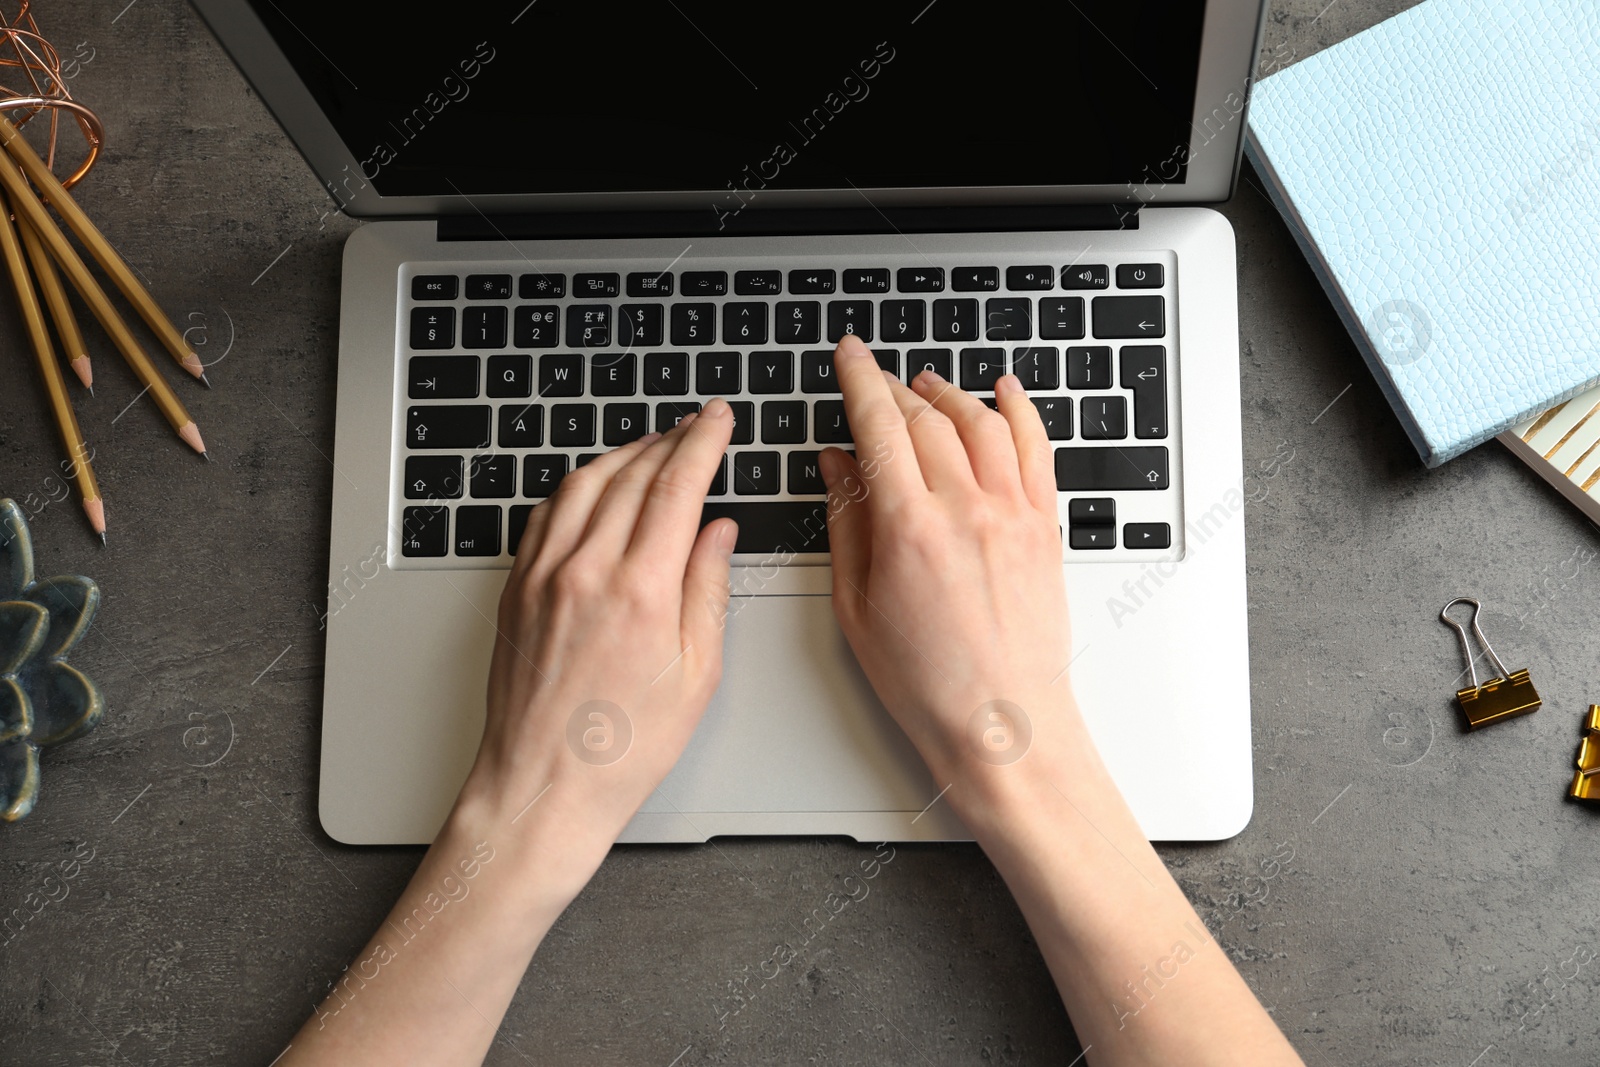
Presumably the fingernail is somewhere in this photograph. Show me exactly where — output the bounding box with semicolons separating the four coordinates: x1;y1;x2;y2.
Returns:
914;368;945;389
676;411;698;430
837;334;872;359
703;396;730;418
995;374;1021;398
818;447;840;486
717;519;738;554
639;431;663;444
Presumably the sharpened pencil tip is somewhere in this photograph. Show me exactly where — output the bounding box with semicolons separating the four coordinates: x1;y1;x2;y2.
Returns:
88;385;94;396
100;532;107;547
200;373;212;388
203;451;212;462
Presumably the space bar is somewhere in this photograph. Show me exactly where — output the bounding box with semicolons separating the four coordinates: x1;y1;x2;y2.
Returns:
699;501;831;554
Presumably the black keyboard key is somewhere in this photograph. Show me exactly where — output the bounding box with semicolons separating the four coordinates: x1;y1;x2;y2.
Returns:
576;453;603;468
710;455;727;495
618;304;664;348
567;305;611;347
1080;396;1127;439
696;351;741;394
953;266;1000;292
1092;295;1165;339
523;453;568;497
519;273;565;299
406;405;489;449
1120;345;1167;439
626;271;673;297
880;299;926;343
959;348;1006;391
1124;522;1170;548
644;352;690;396
465;274;512;300
801;350;840;394
462;306;507;349
761;400;806;444
1006;266;1053;291
788;269;836;294
1066;346;1113;390
1039;298;1086;340
671;303;716;346
1011;347;1059;390
513;306;560;348
843;268;890;293
1030;396;1073;439
655;401;700;431
905;347;953;382
1055;446;1168;491
469;454;516;498
814;400;851;443
775;301;821;345
590;353;636;397
487;353;532;399
788;450;825;494
1061;264;1109;290
408;355;479;399
735;270;782;295
681;271;727;296
404;455;463;499
985;298;1032;341
932;299;979;342
897;267;944;292
498;403;543;447
400;507;448;556
454;505;502;555
603;403;650;445
538;353;583;396
1068;526;1115;550
412;275;457;300
1068;498;1114;525
729;401;755;445
509;504;536;554
748;351;795;393
698;501;830;553
873;348;900;377
724;302;769;345
1117;263;1164;289
410;307;455;350
826;300;873;343
574;272;620;298
550;403;597;447
733;451;781;494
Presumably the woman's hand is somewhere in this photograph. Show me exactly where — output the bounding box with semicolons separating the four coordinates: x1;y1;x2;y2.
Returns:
820;334;1075;791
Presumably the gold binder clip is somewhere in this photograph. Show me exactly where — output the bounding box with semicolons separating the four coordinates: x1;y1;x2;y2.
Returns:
1569;706;1600;801
1439;597;1542;729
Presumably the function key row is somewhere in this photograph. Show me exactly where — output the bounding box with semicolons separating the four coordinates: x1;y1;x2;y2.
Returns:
409;295;1165;350
410;263;1167;303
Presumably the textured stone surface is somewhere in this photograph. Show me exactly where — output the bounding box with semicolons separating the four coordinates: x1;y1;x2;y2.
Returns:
2;1;1597;1064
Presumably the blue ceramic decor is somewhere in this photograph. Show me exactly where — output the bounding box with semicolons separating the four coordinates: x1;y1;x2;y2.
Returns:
0;498;103;821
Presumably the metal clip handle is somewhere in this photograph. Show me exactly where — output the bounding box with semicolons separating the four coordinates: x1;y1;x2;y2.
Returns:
1439;597;1511;690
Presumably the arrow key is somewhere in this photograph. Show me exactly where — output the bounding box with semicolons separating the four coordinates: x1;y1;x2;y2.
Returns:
1124;522;1171;549
404;455;464;499
1091;295;1164;339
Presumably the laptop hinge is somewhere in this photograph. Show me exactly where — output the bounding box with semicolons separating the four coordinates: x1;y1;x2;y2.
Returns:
436;203;1138;241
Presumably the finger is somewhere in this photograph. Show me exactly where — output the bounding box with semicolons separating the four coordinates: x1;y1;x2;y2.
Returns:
875;369;974;493
628;396;736;566
819;447;871;600
994;374;1058;513
535;432;661;564
506;497;555;584
910;369;1025;496
580;414;700;558
679;516;737;669
833;335;924;504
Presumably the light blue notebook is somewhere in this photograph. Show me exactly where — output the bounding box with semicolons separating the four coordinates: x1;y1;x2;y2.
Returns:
1245;0;1600;467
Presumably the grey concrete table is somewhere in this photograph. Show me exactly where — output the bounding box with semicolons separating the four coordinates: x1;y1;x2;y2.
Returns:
4;1;1598;1063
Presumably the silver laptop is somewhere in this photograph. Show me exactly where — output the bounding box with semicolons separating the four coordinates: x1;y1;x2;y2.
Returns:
195;0;1266;844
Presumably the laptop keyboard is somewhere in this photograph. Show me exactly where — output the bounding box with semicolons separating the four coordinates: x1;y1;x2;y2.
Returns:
392;253;1181;567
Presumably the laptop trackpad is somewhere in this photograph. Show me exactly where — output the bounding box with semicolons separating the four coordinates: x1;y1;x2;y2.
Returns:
644;592;942;817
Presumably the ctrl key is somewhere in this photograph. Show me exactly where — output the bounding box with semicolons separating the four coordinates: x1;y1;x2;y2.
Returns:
400;506;448;557
454;505;502;556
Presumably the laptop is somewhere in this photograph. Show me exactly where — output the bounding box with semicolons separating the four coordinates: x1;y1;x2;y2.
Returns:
193;0;1266;845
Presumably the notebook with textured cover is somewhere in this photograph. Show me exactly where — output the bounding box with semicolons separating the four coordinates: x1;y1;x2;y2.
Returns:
1245;0;1600;467
1499;384;1600;524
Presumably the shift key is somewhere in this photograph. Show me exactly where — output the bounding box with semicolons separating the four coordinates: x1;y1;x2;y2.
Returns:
1055;446;1168;490
407;405;491;449
1092;295;1164;339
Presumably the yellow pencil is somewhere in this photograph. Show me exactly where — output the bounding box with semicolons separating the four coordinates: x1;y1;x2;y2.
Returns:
0;148;207;457
0;112;206;384
16;209;93;393
0;190;105;540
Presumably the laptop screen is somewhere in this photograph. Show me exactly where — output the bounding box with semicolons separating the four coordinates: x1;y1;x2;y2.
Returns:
249;1;1208;200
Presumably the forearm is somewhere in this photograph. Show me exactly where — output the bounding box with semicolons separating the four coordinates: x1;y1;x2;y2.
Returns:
281;776;610;1066
948;710;1303;1067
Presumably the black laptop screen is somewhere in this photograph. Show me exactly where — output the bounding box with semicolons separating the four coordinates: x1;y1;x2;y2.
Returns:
249;1;1208;198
